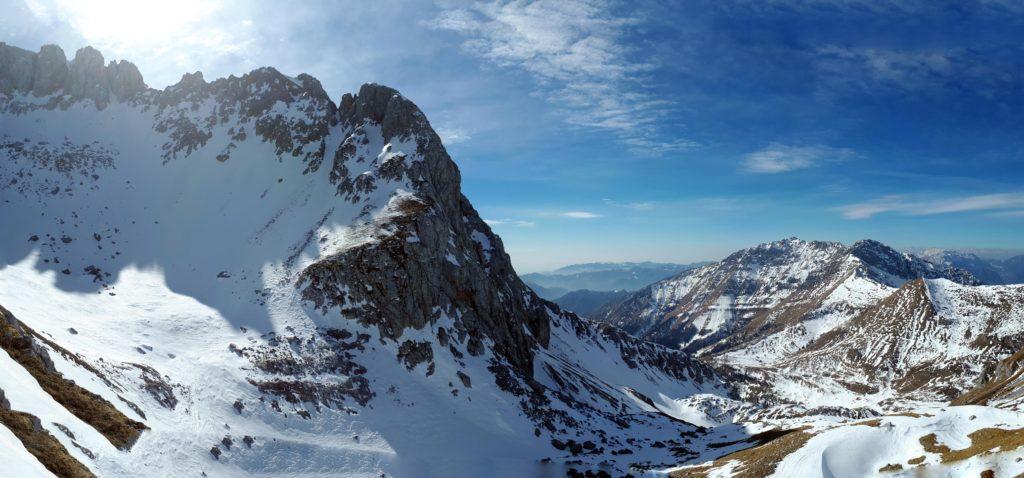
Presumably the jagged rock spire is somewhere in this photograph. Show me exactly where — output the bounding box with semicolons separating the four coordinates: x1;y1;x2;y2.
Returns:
0;43;147;106
31;44;68;97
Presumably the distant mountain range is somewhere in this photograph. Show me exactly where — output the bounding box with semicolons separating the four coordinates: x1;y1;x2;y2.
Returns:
913;248;1024;285
550;289;631;317
522;261;708;298
522;261;710;318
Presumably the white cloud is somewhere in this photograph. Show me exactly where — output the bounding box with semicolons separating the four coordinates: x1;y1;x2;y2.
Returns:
839;193;1024;219
430;0;692;154
742;143;854;174
484;218;536;227
561;211;602;219
437;126;472;145
602;198;655;210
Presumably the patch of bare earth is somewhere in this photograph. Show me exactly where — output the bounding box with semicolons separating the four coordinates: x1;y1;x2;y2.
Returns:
671;428;813;478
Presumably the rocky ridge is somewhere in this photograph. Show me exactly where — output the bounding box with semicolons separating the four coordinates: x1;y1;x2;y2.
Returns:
1;43;145;107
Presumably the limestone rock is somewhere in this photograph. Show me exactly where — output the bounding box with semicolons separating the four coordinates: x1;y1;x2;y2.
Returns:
0;42;35;94
66;46;109;106
302;83;551;376
106;59;145;100
31;44;68;97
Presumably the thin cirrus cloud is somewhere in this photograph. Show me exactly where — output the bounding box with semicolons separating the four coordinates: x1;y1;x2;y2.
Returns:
429;0;693;155
839;193;1024;219
561;211;602;219
484;219;537;227
602;198;655;210
436;126;473;145
814;45;1024;99
742;143;855;174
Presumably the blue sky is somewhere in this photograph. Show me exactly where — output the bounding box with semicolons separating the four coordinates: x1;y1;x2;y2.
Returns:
4;0;1023;272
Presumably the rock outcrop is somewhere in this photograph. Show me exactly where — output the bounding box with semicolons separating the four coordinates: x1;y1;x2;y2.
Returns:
31;44;68;97
0;43;146;107
0;42;35;94
105;60;145;100
301;83;551;375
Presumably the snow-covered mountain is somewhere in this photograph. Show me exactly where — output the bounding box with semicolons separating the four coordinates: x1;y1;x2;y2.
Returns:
595;238;978;356
620;240;1024;478
593;238;1024;410
0;43;741;477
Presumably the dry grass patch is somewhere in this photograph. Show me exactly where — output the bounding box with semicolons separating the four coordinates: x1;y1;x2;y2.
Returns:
671;428;813;478
0;306;146;449
920;428;1024;464
0;391;94;478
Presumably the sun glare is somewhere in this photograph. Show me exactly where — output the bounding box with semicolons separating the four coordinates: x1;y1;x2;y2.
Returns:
28;0;223;54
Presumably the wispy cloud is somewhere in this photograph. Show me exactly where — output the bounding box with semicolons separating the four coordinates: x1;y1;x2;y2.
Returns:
436;126;472;145
430;0;692;154
561;211;602;219
485;218;536;227
602;198;655;210
990;209;1024;218
839;192;1024;219
814;45;1022;99
742;143;854;174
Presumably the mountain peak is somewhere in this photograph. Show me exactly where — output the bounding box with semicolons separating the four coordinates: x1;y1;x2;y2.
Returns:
339;82;430;143
850;238;980;286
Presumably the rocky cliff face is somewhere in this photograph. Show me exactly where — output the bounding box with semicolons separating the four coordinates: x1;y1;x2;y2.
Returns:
298;82;551;376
